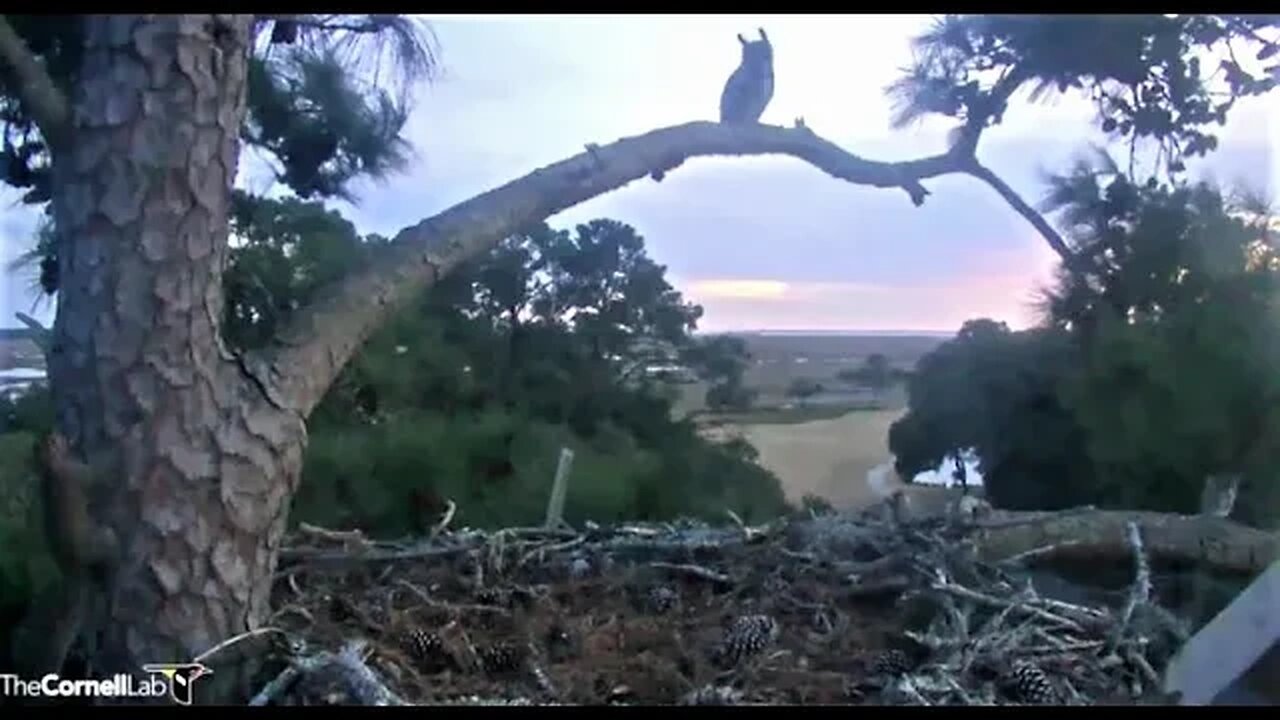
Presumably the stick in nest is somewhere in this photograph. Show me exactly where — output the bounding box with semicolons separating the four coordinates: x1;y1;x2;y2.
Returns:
395;579;510;617
298;522;372;549
934;582;1087;634
1108;522;1152;653
515;536;586;568
650;561;733;585
193;627;288;665
431;499;457;538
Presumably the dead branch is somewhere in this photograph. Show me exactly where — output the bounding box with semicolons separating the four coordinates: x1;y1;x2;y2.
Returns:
933;581;1088;634
394;579;510;618
650;561;733;586
298;522;372;549
278;540;475;568
1109;522;1152;652
973;509;1277;575
963;160;1072;263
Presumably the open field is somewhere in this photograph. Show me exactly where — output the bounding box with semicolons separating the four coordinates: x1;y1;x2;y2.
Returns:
717;408;905;510
735;332;944;404
674;333;945;418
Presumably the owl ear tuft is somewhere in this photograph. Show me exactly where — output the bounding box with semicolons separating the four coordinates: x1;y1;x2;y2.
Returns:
738;33;747;46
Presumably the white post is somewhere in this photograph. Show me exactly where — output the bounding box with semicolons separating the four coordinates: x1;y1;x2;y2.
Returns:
544;447;575;529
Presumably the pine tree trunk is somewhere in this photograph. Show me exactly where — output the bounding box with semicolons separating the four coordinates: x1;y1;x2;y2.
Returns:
47;16;304;698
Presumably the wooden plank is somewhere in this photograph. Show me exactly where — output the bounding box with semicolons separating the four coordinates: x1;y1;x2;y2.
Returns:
1163;559;1280;705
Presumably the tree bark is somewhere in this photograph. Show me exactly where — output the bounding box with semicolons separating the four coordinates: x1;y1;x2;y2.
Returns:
974;509;1277;576
47;15;304;697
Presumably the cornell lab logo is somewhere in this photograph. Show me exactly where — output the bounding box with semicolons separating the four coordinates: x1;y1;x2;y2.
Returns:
141;663;213;705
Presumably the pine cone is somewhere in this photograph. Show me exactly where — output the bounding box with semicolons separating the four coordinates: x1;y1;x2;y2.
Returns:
400;628;450;673
871;649;913;677
1006;662;1056;704
478;642;525;674
713;614;778;667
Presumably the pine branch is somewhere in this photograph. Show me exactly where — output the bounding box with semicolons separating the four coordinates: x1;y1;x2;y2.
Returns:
0;17;70;148
14;311;51;358
248;120;1079;415
963;160;1075;265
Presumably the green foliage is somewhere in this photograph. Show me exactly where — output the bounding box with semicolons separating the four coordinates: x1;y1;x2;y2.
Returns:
202;195;791;533
887;15;1279;176
837;353;894;398
0;383;53;437
244;46;411;200
3;14;437;296
890;321;1097;510
785;378;824;406
0;431;60;635
892;170;1280;522
223;190;377;351
688;335;757;412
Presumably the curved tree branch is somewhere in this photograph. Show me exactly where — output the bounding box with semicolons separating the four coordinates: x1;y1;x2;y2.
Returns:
962;159;1075;264
0;17;70;149
249;120;1074;415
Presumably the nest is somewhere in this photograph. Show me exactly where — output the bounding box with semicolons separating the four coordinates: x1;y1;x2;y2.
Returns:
229;503;1188;706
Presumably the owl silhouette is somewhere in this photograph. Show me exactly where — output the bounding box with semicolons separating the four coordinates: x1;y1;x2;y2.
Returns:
719;29;774;125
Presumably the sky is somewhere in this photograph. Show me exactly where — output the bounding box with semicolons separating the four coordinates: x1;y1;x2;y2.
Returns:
1;15;1275;333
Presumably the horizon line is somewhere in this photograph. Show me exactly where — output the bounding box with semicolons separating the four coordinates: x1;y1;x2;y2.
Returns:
695;328;955;337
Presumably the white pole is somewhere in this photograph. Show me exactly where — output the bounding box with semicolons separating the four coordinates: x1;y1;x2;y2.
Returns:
544;447;575;529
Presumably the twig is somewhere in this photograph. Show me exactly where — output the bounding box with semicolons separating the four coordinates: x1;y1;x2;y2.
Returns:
193;627;287;664
779;548;818;562
279;541;475;567
287;572;303;598
269;605;315;627
1125;648;1162;688
525;646;559;700
650;562;733;585
249;664;304;706
1109;522;1151;652
298;522;371;547
431;499;457;538
842;576;910;598
933;582;1087;634
516;536;586;568
395;579;510;617
997;540;1089;566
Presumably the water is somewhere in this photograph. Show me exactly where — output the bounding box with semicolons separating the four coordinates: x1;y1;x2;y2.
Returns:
865;450;985;501
0;367;46;400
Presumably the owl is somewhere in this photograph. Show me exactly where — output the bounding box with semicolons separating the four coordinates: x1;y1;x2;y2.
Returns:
719;29;774;125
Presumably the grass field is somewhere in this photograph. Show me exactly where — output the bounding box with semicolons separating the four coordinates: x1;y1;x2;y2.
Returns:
722;408;906;510
688;333;951;510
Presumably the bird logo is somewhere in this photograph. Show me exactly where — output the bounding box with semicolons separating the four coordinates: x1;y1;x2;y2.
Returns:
141;662;214;705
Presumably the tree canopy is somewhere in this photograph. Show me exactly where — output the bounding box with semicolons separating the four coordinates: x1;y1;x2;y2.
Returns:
890;158;1280;522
